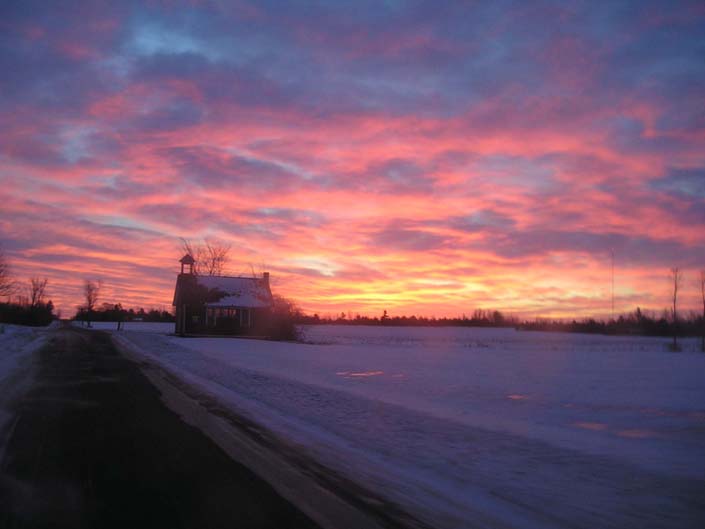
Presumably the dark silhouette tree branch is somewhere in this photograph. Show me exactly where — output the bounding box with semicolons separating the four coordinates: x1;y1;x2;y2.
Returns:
83;279;102;327
0;247;15;298
28;277;48;308
180;238;231;276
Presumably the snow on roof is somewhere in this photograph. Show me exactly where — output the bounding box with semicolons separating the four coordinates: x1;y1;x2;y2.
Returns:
196;275;273;308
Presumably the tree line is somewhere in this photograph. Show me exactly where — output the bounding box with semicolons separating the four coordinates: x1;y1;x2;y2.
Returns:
296;308;516;328
0;249;55;326
73;303;175;324
296;307;704;335
0;247;173;327
517;307;704;339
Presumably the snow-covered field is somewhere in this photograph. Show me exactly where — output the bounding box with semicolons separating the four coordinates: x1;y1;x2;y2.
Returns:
112;324;705;529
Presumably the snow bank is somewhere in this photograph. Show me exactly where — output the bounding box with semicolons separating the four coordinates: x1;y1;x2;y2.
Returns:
116;325;705;529
0;324;49;454
72;321;174;333
0;324;47;388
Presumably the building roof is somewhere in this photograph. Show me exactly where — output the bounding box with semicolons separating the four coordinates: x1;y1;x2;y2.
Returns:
196;275;273;308
179;254;195;265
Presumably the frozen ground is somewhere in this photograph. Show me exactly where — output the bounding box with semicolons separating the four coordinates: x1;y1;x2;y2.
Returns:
112;325;705;529
0;323;50;455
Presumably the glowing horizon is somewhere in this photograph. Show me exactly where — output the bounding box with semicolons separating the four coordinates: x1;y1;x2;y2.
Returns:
1;1;704;319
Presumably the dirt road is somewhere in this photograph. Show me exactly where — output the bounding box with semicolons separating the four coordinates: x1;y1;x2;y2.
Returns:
0;327;321;528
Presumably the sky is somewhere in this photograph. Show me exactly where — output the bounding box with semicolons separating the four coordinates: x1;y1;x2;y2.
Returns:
1;0;704;319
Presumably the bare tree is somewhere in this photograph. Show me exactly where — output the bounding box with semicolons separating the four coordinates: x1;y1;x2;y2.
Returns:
202;240;230;275
83;279;101;327
700;270;705;353
670;267;683;351
0;247;15;298
28;277;48;308
180;238;231;276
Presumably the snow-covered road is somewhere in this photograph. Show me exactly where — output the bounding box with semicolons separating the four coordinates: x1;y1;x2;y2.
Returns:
114;325;705;529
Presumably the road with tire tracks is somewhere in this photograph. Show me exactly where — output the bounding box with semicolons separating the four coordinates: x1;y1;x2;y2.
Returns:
0;326;322;529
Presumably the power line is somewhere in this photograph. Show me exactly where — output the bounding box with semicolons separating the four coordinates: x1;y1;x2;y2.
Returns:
610;249;615;320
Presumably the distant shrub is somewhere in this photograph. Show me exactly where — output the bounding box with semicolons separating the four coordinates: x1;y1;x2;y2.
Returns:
259;295;302;341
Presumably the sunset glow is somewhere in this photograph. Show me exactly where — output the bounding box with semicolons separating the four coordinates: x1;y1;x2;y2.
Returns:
1;1;704;317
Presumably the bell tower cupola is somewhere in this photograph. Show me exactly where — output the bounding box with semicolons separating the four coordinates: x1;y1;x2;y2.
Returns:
179;254;195;275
